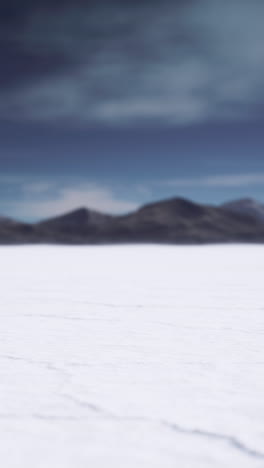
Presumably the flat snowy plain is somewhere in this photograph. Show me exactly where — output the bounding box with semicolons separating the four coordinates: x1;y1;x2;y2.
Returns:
1;245;264;467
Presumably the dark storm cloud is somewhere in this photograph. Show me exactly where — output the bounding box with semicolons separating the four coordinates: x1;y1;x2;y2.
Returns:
1;0;264;125
0;0;83;90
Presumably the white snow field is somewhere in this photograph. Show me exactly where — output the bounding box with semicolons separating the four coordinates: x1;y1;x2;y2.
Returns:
1;245;264;468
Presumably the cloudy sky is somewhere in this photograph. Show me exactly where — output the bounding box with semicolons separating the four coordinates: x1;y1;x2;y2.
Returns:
1;0;264;220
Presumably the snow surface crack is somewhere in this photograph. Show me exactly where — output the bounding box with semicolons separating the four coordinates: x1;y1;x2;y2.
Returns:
0;354;70;389
61;394;118;420
57;393;264;462
160;420;264;460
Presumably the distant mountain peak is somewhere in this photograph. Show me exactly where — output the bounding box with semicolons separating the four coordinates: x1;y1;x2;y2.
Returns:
2;195;264;244
222;198;264;223
224;197;257;205
138;196;207;218
222;197;259;205
56;207;96;222
0;215;20;225
39;206;111;225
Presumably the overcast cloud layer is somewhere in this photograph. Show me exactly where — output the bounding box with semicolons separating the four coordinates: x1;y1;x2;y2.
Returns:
1;0;264;126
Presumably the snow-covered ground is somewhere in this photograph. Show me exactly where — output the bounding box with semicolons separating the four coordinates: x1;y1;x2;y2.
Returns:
1;245;264;468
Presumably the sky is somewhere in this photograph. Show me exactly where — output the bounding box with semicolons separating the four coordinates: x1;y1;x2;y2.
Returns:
1;0;264;220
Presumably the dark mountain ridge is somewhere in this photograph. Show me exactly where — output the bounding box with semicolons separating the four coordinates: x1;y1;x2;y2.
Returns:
221;198;264;223
1;197;264;244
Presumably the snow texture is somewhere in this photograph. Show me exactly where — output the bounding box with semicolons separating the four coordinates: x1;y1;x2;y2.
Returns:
0;245;264;467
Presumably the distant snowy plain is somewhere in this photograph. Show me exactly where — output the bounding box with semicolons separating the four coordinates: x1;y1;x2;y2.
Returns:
1;245;264;468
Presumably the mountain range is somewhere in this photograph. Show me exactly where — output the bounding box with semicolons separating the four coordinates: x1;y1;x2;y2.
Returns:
1;197;264;244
